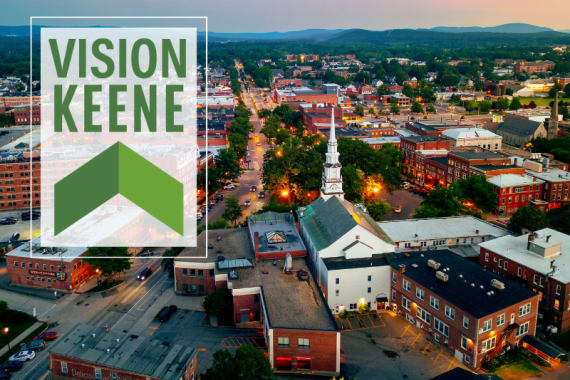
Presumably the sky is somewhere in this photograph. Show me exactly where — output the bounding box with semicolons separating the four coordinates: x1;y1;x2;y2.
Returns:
1;0;569;32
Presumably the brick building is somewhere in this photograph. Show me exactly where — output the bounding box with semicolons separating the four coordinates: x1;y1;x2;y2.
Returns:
405;122;475;137
48;323;198;380
514;61;555;73
5;238;95;292
380;94;410;106
13;103;41;126
401;136;450;181
479;229;570;332
0;154;41;211
274;78;303;88
174;212;340;376
524;161;570;209
299;105;346;134
487;174;544;217
0;93;42;108
286;54;319;62
388;250;538;369
273;88;338;106
447;151;510;182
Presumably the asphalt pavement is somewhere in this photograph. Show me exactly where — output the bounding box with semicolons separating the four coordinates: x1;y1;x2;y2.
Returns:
0;209;41;241
380;189;423;221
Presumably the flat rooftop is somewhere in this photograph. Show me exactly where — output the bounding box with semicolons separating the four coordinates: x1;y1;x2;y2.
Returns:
487;174;543;187
259;258;338;331
479;228;570;283
442;128;499;139
7;237;87;262
526;167;570;183
48;323;196;380
248;212;306;255
387;250;537;318
323;253;389;271
449;150;505;161
377;216;512;243
402;135;449;143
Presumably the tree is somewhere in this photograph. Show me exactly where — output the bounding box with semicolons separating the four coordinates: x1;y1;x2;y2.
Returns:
341;164;365;202
215;149;244;182
402;84;414;99
202;288;233;325
354;104;365;117
0;113;15;127
368;107;376;115
463;100;475;112
0;300;8;316
354;71;371;84
455;175;497;213
390;100;400;114
14;83;25;92
84;247;132;284
509;97;522;111
546;208;570;235
493;98;510;112
474;81;486;92
505;88;514;96
411;101;424;114
549;87;559;99
426;105;436;113
222;195;243;226
413;184;464;218
528;100;537;109
349;94;358;101
201;346;274;380
377;84;391;96
478;100;492;114
507;205;549;234
160;247;185;278
365;199;391;221
420;86;435;102
564;83;570;98
257;109;271;119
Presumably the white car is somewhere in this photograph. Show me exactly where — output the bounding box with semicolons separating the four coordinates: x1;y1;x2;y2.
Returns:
10;350;35;362
223;184;235;190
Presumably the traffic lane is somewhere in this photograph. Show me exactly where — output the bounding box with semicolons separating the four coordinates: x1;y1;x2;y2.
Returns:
379;189;423;221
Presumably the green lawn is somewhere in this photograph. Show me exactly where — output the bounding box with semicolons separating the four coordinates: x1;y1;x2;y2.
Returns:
0;310;38;351
550;330;570;351
86;280;124;293
491;359;542;380
517;97;555;107
0;322;47;363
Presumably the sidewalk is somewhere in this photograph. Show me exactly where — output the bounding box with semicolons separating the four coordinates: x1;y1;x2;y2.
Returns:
0;321;43;357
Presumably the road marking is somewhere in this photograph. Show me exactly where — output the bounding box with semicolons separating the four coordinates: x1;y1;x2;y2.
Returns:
136;280;169;311
346;317;353;330
400;325;411;338
422;342;431;354
434;349;443;363
38;370;50;380
411;333;421;346
39;304;57;318
149;326;158;330
447;357;456;370
122;267;163;303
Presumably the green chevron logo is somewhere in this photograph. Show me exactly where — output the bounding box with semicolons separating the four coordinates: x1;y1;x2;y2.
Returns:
54;142;183;236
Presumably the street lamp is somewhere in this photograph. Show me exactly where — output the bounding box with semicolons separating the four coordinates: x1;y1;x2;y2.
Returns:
3;327;10;352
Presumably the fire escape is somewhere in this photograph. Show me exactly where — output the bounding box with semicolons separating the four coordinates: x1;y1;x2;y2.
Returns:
481;322;519;370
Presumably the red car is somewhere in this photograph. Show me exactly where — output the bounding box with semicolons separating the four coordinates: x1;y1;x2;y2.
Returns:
33;331;58;341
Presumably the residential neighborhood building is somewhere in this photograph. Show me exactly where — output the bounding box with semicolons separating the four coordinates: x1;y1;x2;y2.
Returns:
496;117;547;148
442;128;502;151
13;103;41;126
514;61;555;73
524;161;570;208
486;174;545;217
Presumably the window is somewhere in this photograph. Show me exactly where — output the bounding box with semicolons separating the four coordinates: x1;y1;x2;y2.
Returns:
533;275;538;285
190;285;196;292
278;337;289;348
497;314;505;327
403;279;411;292
368;287;371;293
415;305;431;323
445;306;455;320
517;322;529;337
182;268;188;276
190;269;196;277
517;267;522;277
430;296;439;310
112;372;117;379
58;266;61;272
519;303;531;317
434;317;449;337
556;285;561;295
402;297;411;311
461;336;468;350
416;287;425;301
336;278;339;284
198;270;204;278
95;369;102;379
485;252;489;262
465;355;470;364
14;261;18;268
61;362;68;374
35;263;39;269
209;269;215;277
183;284;188;291
254;294;260;304
499;259;502;268
349;303;357;310
50;265;54;271
368;275;371;282
554;300;560;310
392;289;396;301
298;338;310;349
481;337;496;353
539;277;544;287
504;261;508;270
392;272;397;283
335;290;339;296
463;316;469;329
482;319;492;332
198;285;204;293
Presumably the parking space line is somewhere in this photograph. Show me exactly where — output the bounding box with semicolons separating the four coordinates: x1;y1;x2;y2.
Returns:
400;325;411;338
346;318;353;330
356;316;363;328
447;358;456;371
247;338;259;347
230;337;241;346
434;349;443;363
422;342;430;354
411;333;421;346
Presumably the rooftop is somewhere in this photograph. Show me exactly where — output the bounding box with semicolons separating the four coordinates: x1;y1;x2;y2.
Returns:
497;117;542;138
7;237;87;262
526;167;570;183
386;250;537;318
471;164;521;173
449;150;505;161
442;128;500;140
377;216;512;243
48;323;196;380
427;156;448;166
248;212;306;254
479;228;570;283
323;253;389;271
258;258;338;331
487;174;543;188
402;135;449;143
361;136;401;145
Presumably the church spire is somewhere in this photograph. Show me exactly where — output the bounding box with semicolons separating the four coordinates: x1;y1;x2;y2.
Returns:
548;91;559;140
320;103;344;201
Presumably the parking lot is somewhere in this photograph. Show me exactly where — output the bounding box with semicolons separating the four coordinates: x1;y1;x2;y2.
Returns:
0;209;41;241
339;310;470;380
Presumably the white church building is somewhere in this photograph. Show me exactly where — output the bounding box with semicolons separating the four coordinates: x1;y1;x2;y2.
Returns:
297;107;396;314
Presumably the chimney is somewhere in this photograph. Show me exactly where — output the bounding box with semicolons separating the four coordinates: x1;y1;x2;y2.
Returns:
546;235;551;243
527;233;535;249
533;177;537;182
254;232;260;261
399;264;406;273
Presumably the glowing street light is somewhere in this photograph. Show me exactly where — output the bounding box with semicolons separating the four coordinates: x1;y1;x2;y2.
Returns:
3;327;10;352
281;190;289;197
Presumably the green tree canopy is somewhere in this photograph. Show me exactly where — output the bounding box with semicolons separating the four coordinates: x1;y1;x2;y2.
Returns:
413;184;464;218
507;205;549;234
160;247;185;278
478;100;492;114
202;288;233;325
411;101;424;114
455;174;497;213
84;247;132;284
509;97;522;111
377;84;391;96
201;346;274;380
222;195;243;226
549;87;559;99
402;84;414;98
354;104;365;117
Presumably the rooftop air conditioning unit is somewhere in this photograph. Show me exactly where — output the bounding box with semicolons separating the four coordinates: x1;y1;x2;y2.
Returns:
428;260;440;270
491;279;505;291
436;271;448;282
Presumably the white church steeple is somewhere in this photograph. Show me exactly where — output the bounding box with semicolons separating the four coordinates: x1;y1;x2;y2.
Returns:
320;104;344;201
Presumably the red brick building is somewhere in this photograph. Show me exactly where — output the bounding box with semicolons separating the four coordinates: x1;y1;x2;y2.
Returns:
524;162;570;209
0;94;42;108
49;323;198;380
486;174;544;217
514;61;555;73
274;78;303;88
273;88;337;106
480;229;570;333
447;151;510;182
380;94;410;106
388;250;539;369
13;103;41;126
5;238;95;292
0;155;41;211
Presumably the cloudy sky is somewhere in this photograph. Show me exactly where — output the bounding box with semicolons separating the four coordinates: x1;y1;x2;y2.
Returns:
1;0;568;32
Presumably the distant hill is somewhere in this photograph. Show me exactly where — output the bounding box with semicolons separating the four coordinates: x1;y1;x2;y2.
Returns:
198;29;345;41
426;23;554;34
560;29;570;34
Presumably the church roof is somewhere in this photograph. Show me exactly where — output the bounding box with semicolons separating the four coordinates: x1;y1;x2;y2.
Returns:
497;116;543;138
298;196;394;251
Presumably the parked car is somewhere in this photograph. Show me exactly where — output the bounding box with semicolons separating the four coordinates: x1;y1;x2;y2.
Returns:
137;250;154;257
21;211;40;220
407;186;415;192
10;233;20;242
257;141;261;146
0;217;17;225
8;351;35;362
245;198;251;206
259;191;265;198
214;194;224;201
158;305;178;322
0;369;11;379
33;331;58;341
137;267;153;281
250;185;257;192
402;182;410;189
21;340;45;351
394;206;402;213
413;187;420;194
223;183;235;190
0;362;22;372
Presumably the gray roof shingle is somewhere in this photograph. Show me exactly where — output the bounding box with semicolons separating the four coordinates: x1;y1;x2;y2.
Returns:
497;116;543;138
